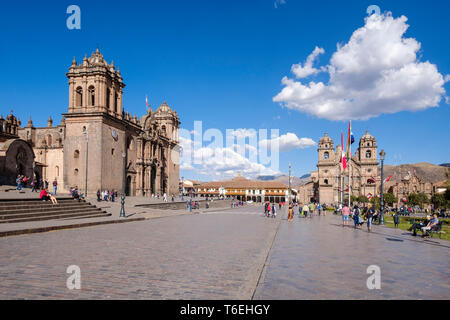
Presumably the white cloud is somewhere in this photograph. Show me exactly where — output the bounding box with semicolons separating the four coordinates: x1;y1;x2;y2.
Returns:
291;46;325;78
274;0;286;9
273;13;448;120
228;128;257;138
259;132;316;152
191;145;279;179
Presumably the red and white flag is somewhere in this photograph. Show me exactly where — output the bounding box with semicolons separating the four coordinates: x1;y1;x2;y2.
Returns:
341;131;347;170
367;193;373;199
384;175;393;183
145;95;148;107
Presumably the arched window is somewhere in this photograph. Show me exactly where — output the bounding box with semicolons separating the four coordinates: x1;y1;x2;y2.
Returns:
74;168;79;175
47;134;52;146
74;150;80;158
76;87;83;107
366;150;371;158
55;166;59;177
161;125;166;136
88;86;95;106
324;179;329;185
324;152;329;160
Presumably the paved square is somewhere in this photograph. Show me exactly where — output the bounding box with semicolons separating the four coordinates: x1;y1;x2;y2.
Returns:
0;206;449;299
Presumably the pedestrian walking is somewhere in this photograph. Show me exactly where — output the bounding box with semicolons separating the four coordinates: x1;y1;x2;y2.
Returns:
271;203;276;218
309;203;315;216
353;205;361;229
31;178;38;192
366;204;375;232
97;190;101;202
16;175;22;191
288;204;294;222
302;204;309;218
342;204;350;227
52;178;57;195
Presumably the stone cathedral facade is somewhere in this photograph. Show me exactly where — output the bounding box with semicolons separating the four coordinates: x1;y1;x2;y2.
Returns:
297;131;379;205
2;50;181;196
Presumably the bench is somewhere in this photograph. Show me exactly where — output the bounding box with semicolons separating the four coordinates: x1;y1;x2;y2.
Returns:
424;222;445;239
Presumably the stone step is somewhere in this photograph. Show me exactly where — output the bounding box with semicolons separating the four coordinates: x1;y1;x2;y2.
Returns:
0;198;79;206
0;210;111;224
0;203;93;214
0;207;104;220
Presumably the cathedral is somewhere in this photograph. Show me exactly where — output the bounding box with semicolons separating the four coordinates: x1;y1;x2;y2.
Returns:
297;131;379;205
0;49;180;197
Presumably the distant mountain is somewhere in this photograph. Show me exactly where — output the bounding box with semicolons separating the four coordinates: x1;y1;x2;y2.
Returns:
256;174;310;186
257;175;277;181
383;162;449;183
439;163;450;167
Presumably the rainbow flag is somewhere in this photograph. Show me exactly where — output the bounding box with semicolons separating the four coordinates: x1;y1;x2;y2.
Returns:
346;120;354;161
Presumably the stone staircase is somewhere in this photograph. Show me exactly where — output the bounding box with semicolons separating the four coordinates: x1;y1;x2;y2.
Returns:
0;198;111;224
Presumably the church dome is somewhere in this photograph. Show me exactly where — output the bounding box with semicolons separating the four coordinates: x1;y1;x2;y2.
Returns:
361;130;375;140
319;132;333;144
156;101;172;113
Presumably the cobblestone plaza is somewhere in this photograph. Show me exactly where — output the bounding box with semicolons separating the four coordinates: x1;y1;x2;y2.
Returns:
0;206;448;300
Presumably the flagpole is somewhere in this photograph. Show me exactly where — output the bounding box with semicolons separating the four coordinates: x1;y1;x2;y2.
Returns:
349;128;352;208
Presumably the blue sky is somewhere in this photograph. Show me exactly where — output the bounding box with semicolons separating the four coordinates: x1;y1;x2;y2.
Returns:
0;0;449;180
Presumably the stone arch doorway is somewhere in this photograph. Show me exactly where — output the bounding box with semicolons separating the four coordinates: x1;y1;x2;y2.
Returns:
0;139;35;185
126;176;132;196
150;166;156;194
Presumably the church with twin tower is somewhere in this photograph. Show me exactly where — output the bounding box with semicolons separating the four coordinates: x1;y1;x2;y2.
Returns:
3;49;181;197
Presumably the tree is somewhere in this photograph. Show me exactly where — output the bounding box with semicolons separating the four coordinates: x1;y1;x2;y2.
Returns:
431;194;446;209
383;193;397;206
407;193;420;207
358;195;369;204
407;193;429;208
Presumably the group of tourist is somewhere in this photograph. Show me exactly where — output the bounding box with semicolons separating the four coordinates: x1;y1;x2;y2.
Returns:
264;202;276;218
299;202;326;218
16;175;59;195
96;189;117;202
408;214;441;237
39;187;58;204
340;204;377;232
69;186;84;202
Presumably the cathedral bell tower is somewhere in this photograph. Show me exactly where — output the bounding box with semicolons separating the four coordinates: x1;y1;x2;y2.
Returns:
317;132;336;204
66;49;125;118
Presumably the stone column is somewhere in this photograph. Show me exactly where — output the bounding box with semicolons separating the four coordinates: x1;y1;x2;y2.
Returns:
82;77;88;112
118;89;123;115
69;80;74;111
155;166;161;195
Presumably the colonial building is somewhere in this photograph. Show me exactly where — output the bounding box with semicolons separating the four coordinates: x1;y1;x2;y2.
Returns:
385;171;446;207
0;114;42;186
196;175;294;203
297;131;447;207
1;49;180;197
297;131;379;205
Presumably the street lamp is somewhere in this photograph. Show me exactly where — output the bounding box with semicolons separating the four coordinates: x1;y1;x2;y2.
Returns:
120;151;126;218
288;162;291;204
84;130;89;198
181;176;184;200
379;149;386;225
